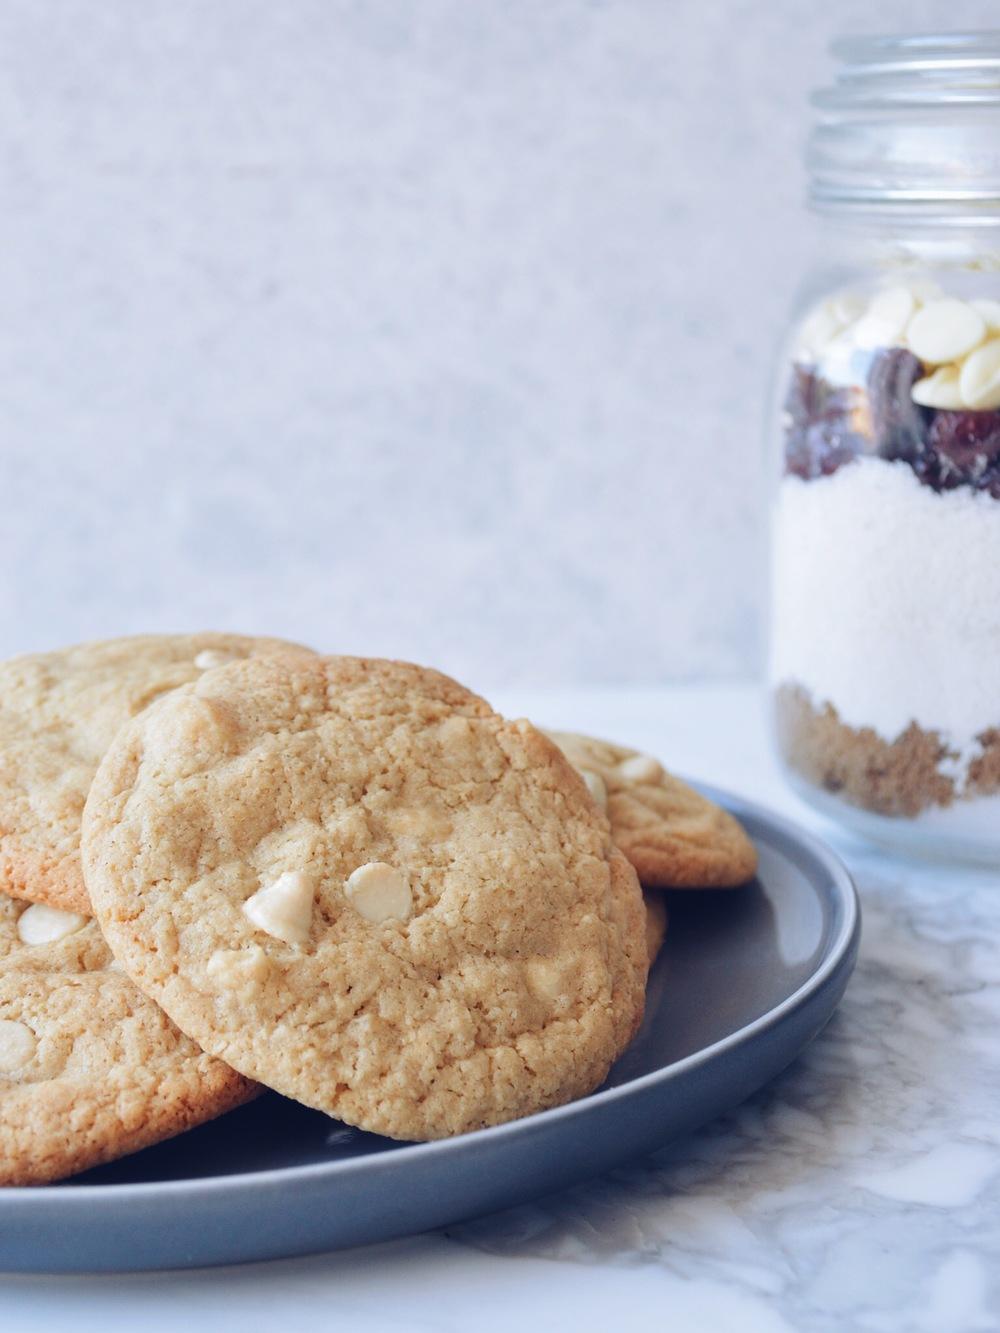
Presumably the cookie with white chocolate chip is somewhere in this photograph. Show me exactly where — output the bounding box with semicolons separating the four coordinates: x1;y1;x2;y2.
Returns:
545;730;757;890
0;891;257;1185
81;655;647;1141
0;892;106;973
0;632;314;914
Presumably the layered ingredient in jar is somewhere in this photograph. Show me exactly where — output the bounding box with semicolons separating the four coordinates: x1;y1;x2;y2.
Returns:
771;280;1000;831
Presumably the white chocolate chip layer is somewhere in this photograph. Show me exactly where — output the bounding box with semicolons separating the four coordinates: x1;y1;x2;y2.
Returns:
243;870;315;945
16;903;87;946
853;285;916;349
830;291;867;325
194;649;241;670
344;862;412;924
959;339;1000;411
618;753;665;784
912;365;965;410
971;298;1000;332
906;299;986;365
796;291;866;359
576;767;608;811
0;1019;36;1071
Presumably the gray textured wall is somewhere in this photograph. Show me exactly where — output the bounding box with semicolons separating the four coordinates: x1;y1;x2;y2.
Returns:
0;1;989;684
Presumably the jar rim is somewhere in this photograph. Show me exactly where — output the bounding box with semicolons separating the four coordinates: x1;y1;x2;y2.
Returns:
808;31;1000;218
819;31;1000;109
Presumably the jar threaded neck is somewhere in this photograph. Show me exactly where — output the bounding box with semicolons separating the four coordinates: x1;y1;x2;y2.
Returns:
808;32;1000;222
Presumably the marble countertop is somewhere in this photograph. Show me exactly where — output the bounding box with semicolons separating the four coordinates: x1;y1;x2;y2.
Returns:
4;684;997;1332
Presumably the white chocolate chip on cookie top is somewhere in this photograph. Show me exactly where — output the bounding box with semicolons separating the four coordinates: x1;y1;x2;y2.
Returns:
617;753;665;784
194;649;241;670
576;767;608;811
343;862;413;924
16;903;87;946
0;1018;36;1072
206;945;271;990
243;871;315;946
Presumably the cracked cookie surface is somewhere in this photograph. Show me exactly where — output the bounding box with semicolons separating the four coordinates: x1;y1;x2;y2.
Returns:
82;655;647;1141
0;632;313;914
545;730;758;889
0;891;256;1186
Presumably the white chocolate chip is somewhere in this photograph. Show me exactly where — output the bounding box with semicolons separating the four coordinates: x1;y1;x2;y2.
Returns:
576;767;608;811
194;649;241;670
902;277;944;304
906;299;986;365
525;958;564;1003
243;870;315;945
344;862;412;925
830;291;866;325
0;1019;36;1071
207;945;271;990
851;316;892;350
970;298;1000;332
853;286;916;348
796;293;865;359
959;338;1000;411
818;332;863;387
618;753;664;784
911;365;965;410
797;302;845;358
16;903;87;946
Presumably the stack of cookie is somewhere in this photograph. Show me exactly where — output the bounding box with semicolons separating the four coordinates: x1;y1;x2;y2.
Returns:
0;636;756;1185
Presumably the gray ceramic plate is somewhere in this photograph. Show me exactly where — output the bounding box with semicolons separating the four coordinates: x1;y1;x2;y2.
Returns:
0;786;859;1273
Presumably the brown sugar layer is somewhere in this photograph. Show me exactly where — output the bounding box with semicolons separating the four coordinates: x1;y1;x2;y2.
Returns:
774;684;1000;818
967;728;1000;794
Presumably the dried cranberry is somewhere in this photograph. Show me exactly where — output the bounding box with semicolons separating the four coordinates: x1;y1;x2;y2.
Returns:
785;425;858;480
784;364;824;434
914;410;1000;494
783;365;870;480
928;410;1000;468
866;348;930;463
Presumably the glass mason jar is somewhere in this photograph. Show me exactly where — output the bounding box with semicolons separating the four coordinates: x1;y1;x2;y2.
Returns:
769;33;1000;863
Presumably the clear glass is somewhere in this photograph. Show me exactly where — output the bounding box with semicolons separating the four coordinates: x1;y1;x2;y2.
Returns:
769;33;1000;863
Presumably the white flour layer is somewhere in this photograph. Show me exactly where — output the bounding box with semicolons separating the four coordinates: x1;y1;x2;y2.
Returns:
771;460;1000;767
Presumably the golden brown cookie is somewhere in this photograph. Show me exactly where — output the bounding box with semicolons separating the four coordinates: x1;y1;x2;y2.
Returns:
82;655;647;1141
544;730;757;890
643;891;668;967
0;892;257;1186
0;633;313;914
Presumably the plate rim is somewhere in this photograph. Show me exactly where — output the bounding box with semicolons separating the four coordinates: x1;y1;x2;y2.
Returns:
1;784;860;1206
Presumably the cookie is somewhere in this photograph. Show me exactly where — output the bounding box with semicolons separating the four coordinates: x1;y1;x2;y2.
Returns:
544;731;757;889
82;655;647;1141
0;894;257;1186
0;633;313;914
643;891;668;966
